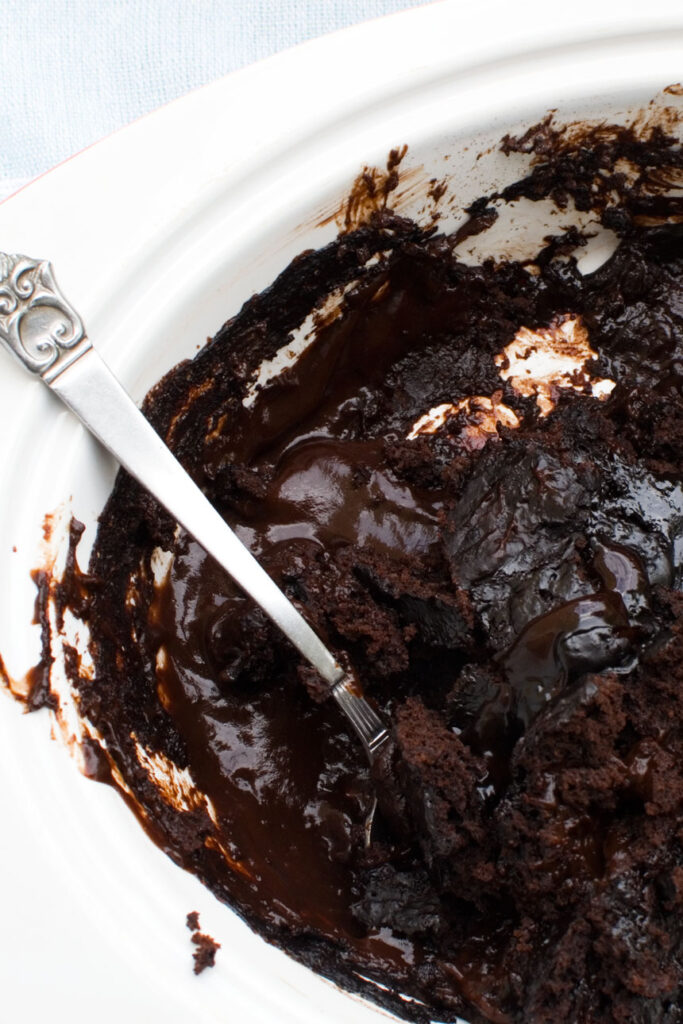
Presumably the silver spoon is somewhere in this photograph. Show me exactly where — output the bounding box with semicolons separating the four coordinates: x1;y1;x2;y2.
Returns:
0;251;389;765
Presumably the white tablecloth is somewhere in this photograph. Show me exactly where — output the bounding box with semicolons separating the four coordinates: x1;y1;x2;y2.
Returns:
1;0;424;201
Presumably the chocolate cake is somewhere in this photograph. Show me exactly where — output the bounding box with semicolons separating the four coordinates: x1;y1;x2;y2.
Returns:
30;111;683;1021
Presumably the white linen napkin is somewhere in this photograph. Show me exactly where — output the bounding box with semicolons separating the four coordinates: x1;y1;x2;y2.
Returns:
0;0;423;201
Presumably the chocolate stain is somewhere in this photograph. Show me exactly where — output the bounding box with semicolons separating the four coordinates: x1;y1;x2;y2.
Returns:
0;567;54;709
318;146;445;234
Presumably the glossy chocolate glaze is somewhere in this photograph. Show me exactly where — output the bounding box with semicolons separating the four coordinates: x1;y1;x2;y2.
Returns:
72;115;683;1023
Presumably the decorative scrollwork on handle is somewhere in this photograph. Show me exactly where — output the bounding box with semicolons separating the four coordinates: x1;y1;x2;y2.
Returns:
0;253;90;380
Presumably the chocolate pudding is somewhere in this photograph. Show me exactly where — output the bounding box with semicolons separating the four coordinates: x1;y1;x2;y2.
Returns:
30;112;683;1022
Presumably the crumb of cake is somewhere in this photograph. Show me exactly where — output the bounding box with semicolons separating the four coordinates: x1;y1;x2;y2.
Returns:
185;912;220;975
191;931;220;975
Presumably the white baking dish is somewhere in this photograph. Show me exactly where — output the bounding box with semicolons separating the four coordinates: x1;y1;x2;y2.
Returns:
1;2;683;1021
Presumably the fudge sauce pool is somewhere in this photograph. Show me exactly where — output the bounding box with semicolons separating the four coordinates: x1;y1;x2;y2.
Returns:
70;113;683;1023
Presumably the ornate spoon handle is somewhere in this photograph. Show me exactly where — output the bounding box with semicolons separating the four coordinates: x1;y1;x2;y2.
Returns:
0;252;389;761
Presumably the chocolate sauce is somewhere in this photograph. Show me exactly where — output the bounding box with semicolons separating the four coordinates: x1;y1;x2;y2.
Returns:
50;112;683;1023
